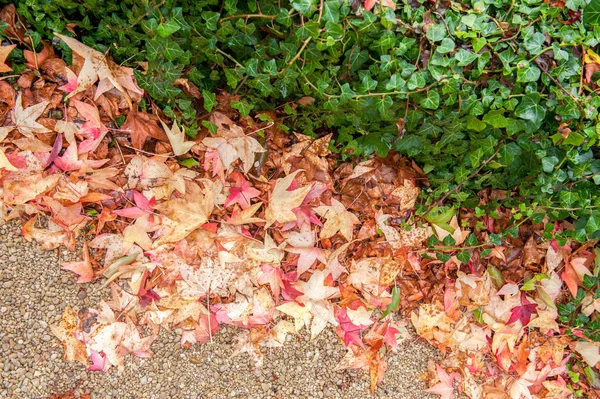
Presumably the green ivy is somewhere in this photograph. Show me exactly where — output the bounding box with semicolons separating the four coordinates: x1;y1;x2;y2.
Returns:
8;0;600;240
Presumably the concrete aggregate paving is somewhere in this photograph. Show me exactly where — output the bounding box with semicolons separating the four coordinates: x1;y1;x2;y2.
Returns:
0;222;440;399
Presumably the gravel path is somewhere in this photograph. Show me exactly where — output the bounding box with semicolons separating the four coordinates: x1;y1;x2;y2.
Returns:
0;222;440;399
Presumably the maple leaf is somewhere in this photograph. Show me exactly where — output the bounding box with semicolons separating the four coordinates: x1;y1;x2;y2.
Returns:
334;345;387;395
541;377;571;399
225;202;265;225
55;33;143;103
281;132;333;186
507;293;538;326
71;99;109;153
424;364;457;399
314;199;360;242
336;307;371;347
89;320;128;371
50;306;89;365
121;111;168;149
61;242;94;283
160;119;195;156
0;147;17;171
309;301;338;339
11;93;50;137
276;301;312;332
265;170;313;228
258;264;283;300
113;190;154;219
574;341;600;367
4;173;61;205
88;350;108;373
23;41;54;70
287;246;327;276
122;219;154;252
21;216;72;250
295;270;339;303
202;112;266;173
225;171;261;209
561;256;592;297
0;44;16;72
154;180;214;242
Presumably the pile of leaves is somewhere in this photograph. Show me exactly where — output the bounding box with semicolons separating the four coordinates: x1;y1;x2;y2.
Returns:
0;2;600;399
7;0;600;243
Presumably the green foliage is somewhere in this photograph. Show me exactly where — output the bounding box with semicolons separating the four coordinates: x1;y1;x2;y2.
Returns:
559;251;600;343
8;0;600;240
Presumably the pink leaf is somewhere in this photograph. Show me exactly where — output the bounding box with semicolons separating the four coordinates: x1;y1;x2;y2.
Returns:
225;172;261;209
424;364;456;399
61;242;93;283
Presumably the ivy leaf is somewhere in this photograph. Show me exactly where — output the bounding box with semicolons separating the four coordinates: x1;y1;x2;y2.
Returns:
202;90;217;113
322;0;340;23
455;49;478;66
515;93;546;126
466;116;486;132
482;109;508;128
421;91;440;110
516;61;541;83
437;38;455;54
426;24;446;42
292;0;315;15
157;20;181;38
585;0;600;26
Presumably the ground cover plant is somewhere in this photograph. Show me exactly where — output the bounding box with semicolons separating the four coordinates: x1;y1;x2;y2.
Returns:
0;0;599;398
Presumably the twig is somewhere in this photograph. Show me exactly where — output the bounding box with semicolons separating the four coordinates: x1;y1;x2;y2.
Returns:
279;0;324;76
546;205;600;211
215;48;243;68
107;0;166;32
534;58;585;123
422;142;504;217
551;172;600;191
110;133;127;166
395;18;415;32
326;77;446;100
219;14;276;23
120;143;175;158
579;44;585;96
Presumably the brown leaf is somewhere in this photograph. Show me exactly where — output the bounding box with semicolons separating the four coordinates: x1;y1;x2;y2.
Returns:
0;80;15;121
50;306;89;365
121;110;168;149
0;4;27;42
522;236;543;267
0;44;16;73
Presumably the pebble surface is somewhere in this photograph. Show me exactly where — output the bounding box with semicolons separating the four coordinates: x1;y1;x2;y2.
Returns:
0;222;440;399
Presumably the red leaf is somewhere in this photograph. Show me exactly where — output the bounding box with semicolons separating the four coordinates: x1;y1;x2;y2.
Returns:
507;292;538;326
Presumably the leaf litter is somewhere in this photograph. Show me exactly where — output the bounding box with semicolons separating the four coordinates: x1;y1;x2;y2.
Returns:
0;32;598;399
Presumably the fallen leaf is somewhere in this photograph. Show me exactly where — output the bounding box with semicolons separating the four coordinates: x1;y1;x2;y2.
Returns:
160;119;194;156
11;93;50;137
121;111;168;149
314;199;360;242
265;170;312;228
61;242;94;283
575;341;600;368
55;33;143;103
424;364;457;399
0;44;16;72
50;306;88;365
